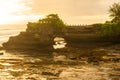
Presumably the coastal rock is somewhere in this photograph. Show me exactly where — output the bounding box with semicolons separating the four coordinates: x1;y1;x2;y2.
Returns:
2;14;66;51
59;66;109;80
0;46;3;50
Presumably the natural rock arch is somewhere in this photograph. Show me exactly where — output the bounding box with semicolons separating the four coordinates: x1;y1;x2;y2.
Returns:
2;14;66;51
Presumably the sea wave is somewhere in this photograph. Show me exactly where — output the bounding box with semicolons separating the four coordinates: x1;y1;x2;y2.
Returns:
0;25;26;46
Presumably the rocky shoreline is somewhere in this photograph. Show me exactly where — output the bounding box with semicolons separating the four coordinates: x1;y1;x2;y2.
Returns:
0;48;119;80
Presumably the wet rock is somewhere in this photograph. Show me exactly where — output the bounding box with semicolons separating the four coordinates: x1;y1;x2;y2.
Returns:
59;66;110;80
41;70;62;77
26;74;46;80
9;70;24;77
0;46;3;50
53;53;67;62
87;48;108;63
66;53;79;60
0;50;4;55
42;72;55;76
0;64;4;69
0;52;3;55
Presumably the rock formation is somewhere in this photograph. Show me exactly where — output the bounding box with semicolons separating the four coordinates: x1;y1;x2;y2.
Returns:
2;14;66;51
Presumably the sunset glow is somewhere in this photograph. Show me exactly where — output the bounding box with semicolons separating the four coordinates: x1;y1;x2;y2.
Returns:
0;0;43;24
0;0;119;24
0;1;120;80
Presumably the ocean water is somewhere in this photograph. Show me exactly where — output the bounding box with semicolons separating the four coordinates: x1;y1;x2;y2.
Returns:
0;25;26;46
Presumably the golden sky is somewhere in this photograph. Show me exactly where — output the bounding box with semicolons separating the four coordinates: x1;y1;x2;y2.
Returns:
0;0;119;25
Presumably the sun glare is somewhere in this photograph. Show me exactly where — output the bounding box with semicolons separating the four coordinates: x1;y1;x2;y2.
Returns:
0;0;33;24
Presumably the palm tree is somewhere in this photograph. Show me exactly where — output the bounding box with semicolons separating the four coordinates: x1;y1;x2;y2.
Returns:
109;3;120;23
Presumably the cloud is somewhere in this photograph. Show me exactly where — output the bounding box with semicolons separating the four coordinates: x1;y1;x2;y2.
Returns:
0;0;34;24
29;0;119;15
0;0;32;15
23;0;119;24
0;0;119;24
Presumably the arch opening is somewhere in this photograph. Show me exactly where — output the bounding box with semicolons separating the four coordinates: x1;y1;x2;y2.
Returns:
53;37;67;49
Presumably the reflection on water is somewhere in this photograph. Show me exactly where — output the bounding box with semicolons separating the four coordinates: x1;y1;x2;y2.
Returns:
0;51;119;80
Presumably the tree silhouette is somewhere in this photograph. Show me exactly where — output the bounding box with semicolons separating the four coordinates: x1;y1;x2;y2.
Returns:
109;3;120;23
